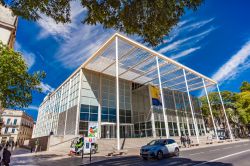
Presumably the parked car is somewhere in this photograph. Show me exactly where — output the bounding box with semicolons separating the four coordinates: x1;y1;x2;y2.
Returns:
140;139;179;160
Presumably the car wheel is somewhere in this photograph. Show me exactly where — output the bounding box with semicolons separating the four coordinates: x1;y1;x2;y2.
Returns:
174;148;179;156
157;151;163;160
142;157;148;160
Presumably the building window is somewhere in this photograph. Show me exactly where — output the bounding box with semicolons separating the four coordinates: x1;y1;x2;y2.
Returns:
7;118;11;125
12;128;15;133
13;119;17;125
4;127;8;133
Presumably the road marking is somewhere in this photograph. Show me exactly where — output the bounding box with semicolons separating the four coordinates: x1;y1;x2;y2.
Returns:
209;148;220;152
222;146;232;150
193;149;250;166
189;152;204;156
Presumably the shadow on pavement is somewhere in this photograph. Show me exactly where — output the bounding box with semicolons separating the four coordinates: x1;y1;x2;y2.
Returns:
82;156;233;166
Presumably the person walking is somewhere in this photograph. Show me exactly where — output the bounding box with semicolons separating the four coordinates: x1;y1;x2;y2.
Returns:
183;136;187;148
180;136;183;147
10;141;14;151
5;142;9;151
186;136;191;148
35;139;39;153
2;147;11;166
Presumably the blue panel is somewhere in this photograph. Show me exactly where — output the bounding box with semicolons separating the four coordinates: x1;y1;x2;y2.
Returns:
80;113;89;121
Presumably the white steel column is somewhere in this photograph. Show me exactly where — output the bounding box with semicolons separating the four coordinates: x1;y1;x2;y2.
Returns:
217;84;234;140
130;82;135;138
148;85;156;138
202;78;218;140
183;69;199;144
64;79;72;136
57;86;64;135
97;74;102;139
75;70;83;135
182;93;191;136
115;36;120;150
156;57;169;138
172;91;181;136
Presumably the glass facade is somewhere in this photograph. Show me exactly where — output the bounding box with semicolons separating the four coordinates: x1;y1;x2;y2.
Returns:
34;69;205;139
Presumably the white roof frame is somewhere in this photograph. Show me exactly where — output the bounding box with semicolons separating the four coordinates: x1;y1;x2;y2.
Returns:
49;33;216;99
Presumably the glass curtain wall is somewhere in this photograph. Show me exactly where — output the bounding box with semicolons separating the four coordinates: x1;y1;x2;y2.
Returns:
79;69;132;138
132;84;152;138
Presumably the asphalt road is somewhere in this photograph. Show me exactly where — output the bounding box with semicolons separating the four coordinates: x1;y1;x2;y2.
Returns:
84;141;250;166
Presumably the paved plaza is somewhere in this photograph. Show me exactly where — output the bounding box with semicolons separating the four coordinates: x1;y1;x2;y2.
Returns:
10;139;250;166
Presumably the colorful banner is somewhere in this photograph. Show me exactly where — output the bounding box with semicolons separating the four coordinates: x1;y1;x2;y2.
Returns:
88;122;98;138
149;85;162;106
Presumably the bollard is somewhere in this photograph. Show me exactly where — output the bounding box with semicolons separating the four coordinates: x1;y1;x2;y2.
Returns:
82;148;84;159
90;146;92;163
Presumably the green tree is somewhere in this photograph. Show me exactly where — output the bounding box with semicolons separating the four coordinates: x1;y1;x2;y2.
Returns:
240;81;250;92
200;91;236;128
0;42;45;109
1;0;203;46
235;92;250;125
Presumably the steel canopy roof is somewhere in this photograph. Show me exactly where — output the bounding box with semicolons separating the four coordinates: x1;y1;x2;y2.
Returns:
80;33;216;93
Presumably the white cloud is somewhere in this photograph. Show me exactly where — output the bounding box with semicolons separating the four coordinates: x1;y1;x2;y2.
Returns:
37;1;85;40
212;40;250;83
35;1;113;68
163;19;191;43
171;47;201;59
14;42;35;69
163;18;214;44
158;27;214;54
55;24;113;68
185;18;214;31
26;105;39;111
39;82;54;93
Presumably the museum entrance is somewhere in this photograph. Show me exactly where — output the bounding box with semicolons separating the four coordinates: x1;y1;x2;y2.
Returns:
101;123;134;138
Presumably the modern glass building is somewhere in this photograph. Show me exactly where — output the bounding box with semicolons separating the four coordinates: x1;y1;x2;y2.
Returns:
33;33;233;150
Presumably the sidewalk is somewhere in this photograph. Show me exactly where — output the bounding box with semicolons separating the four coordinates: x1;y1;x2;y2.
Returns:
10;139;250;166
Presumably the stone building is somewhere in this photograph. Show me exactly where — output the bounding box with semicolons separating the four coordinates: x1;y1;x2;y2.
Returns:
0;109;34;145
0;4;18;48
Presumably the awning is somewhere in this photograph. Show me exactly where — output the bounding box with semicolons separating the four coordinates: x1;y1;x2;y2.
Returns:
81;33;216;92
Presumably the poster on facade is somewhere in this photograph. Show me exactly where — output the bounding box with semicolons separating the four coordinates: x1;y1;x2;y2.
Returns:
149;85;162;106
88;122;98;138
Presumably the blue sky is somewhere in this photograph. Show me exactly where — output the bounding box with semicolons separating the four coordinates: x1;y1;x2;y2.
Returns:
14;0;250;120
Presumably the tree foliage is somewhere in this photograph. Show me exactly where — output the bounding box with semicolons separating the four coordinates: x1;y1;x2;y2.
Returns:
199;91;236;128
0;42;45;108
235;83;250;125
1;0;203;46
240;81;250;92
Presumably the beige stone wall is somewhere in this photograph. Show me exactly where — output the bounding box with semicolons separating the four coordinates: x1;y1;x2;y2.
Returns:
0;109;34;145
0;4;17;48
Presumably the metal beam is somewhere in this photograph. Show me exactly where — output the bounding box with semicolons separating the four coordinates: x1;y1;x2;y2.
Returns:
101;47;137;73
172;81;203;91
174;83;215;92
217;84;234;141
143;67;181;85
119;52;153;77
116;33;217;84
182;93;191;136
202;78;219;141
156;56;169;138
115;36;120;150
183;69;199;144
172;91;181;136
164;76;201;89
131;62;168;81
156;72;192;86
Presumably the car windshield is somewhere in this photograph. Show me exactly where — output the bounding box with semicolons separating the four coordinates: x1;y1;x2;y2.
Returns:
147;140;164;145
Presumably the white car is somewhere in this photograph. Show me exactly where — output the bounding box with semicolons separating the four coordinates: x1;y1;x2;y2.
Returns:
140;139;180;160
